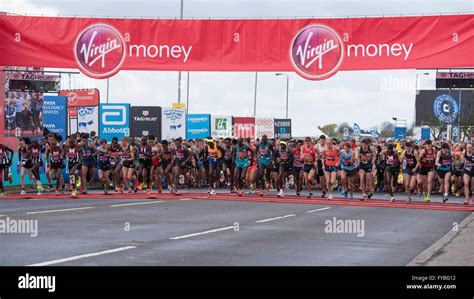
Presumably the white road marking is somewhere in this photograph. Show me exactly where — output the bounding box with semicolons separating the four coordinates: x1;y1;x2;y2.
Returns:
255;214;296;223
28;246;137;266
26;207;94;215
179;198;193;201
0;215;6;217
170;226;235;240
306;207;332;213
110;201;164;207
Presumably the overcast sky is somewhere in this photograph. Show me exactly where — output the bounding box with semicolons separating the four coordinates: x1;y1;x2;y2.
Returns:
1;0;473;136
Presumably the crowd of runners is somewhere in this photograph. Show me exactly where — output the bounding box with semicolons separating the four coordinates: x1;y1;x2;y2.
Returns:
0;132;473;205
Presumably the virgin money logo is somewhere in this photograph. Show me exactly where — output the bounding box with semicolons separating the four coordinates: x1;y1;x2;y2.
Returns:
74;24;126;79
65;92;79;106
290;25;344;80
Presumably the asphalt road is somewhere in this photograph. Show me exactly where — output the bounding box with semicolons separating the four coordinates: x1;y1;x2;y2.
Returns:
0;194;469;266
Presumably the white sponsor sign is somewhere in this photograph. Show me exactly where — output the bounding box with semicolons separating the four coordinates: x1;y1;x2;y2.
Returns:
161;108;186;140
255;117;274;139
210;115;233;138
72;106;99;134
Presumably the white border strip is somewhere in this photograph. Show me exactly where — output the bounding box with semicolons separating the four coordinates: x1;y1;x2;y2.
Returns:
255;214;296;223
28;246;137;266
110;201;164;207
26;207;94;215
170;226;235;240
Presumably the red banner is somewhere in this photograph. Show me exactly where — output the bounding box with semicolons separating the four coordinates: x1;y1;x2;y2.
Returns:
0;14;472;80
234;117;255;139
59;89;100;107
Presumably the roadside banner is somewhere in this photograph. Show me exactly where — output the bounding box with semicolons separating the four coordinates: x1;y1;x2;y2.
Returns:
233;117;255;139
255;118;274;139
130;106;162;141
162;108;186;140
186;114;210;140
274;119;292;140
99;103;130;141
210;115;233;139
43;96;67;140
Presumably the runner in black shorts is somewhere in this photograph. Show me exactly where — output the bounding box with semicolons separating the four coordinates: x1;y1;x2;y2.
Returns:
97;139;112;194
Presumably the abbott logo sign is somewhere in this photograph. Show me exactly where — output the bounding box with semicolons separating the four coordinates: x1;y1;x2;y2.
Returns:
102;105;127;125
100;104;130;141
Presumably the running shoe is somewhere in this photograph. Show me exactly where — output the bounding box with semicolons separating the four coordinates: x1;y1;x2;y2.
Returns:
424;194;430;202
0;192;5;197
328;194;334;200
7;172;13;184
104;189;109;195
368;192;373;199
71;189;77;197
138;183;144;190
407;196;411;203
296;190;301;197
307;192;313;199
82;189;88;195
238;190;243;197
158;186;162;194
349;192;353;200
46;185;53;192
209;189;216;196
443;193;449;203
55;189;59;196
260;190;265;197
343;191;348;198
464;199;470;205
361;194;367;201
321;191;326;198
20;189;26;195
390;196;395;202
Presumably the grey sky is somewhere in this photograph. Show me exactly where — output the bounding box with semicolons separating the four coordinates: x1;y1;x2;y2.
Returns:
1;0;473;136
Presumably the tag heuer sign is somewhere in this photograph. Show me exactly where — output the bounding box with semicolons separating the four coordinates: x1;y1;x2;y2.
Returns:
131;106;162;141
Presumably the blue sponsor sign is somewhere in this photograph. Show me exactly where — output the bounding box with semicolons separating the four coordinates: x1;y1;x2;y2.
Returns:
394;127;407;139
370;130;379;139
433;94;459;123
186;114;210;139
43;96;67;140
99;104;130;141
353;123;361;136
421;127;431;140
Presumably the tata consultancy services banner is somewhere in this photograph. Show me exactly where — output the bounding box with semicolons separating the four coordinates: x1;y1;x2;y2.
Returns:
211;115;233;139
43;96;67;140
162;108;186;140
130;106;162;141
186;114;210;140
274;119;292;140
234;117;255;139
255;118;274;139
0;15;472;80
99;103;130;141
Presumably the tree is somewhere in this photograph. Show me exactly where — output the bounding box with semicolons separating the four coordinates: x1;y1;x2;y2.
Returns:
318;124;337;137
427;118;445;140
337;122;353;138
379;121;395;138
459;111;474;141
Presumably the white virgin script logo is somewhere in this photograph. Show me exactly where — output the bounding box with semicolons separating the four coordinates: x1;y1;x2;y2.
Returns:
295;32;338;70
80;31;121;68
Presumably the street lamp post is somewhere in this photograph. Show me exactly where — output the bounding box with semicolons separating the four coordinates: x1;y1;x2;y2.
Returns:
275;73;289;118
177;0;184;104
